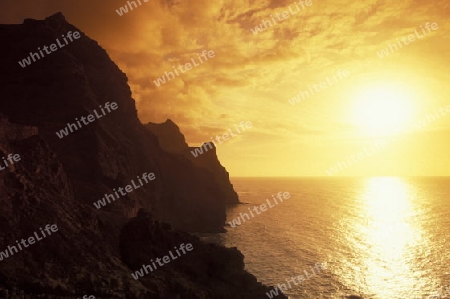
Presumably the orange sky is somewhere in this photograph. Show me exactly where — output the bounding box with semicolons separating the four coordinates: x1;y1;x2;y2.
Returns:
2;0;450;176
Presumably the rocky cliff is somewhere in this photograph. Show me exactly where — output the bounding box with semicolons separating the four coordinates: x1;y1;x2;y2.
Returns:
146;120;239;205
0;12;234;233
0;13;286;298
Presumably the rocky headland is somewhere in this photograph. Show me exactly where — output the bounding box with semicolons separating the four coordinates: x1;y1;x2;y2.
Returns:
0;13;286;298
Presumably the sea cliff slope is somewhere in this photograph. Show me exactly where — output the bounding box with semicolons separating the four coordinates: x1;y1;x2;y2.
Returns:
0;13;286;298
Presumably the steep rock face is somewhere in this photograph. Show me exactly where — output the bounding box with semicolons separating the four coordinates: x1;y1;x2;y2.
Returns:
146;119;189;153
0;116;140;298
0;117;286;298
186;144;239;205
0;12;233;232
146;121;239;205
0;14;287;299
119;210;284;298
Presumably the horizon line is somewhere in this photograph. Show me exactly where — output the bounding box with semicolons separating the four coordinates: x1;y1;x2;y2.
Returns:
230;175;450;178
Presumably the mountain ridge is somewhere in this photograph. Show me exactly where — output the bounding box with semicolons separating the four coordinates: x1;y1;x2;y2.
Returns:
0;12;286;298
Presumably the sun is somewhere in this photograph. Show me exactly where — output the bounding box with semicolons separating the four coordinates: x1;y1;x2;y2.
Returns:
352;83;415;136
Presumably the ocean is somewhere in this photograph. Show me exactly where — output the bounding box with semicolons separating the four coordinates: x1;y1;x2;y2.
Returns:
203;177;450;298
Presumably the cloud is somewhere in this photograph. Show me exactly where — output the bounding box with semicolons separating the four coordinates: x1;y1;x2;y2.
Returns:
1;0;449;175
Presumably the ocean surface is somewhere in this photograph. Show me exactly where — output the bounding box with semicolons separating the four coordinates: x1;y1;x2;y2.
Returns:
202;177;450;299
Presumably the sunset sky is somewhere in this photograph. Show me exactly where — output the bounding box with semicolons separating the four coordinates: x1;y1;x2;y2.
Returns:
2;0;450;177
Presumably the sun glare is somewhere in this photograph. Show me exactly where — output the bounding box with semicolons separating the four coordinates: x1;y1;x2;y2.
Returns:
353;83;415;136
357;177;433;298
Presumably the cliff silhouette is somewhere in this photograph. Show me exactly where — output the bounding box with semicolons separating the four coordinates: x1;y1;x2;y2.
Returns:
146;120;239;205
0;13;285;299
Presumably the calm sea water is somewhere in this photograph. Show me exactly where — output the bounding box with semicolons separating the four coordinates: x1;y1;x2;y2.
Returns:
203;177;450;299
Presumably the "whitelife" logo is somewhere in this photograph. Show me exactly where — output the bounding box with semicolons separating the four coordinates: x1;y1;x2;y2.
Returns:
376;22;439;58
55;102;118;139
228;191;290;228
325;140;388;176
18;31;81;68
131;243;193;280
0;153;21;172
250;0;312;35
115;0;149;16
288;69;350;106
0;224;59;262
153;50;215;87
190;121;252;158
93;172;155;209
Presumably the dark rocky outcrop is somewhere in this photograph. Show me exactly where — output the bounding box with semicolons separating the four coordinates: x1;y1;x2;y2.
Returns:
146;119;189;154
0;116;131;298
0;13;286;299
119;209;282;298
0;12;233;233
146;120;239;205
0;117;286;298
